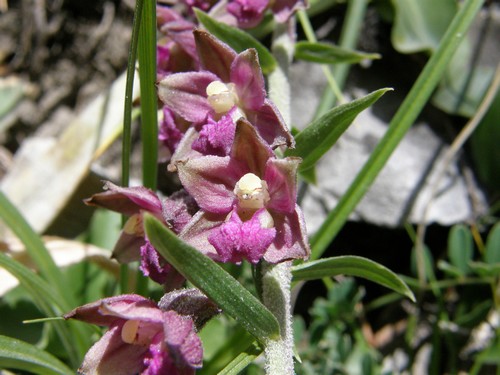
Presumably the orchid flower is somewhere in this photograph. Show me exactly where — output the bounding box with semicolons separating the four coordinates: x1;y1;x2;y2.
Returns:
156;6;199;79
158;30;293;149
172;118;309;264
221;0;308;28
85;182;196;286
64;290;219;375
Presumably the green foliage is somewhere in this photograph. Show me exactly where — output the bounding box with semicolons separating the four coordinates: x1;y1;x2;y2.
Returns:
295;279;380;375
292;255;415;301
294;41;380;64
286;88;392;183
391;0;457;53
0;335;73;375
469;86;500;193
144;214;281;343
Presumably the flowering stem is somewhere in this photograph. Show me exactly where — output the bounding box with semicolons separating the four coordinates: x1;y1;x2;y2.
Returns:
261;19;296;375
261;261;295;375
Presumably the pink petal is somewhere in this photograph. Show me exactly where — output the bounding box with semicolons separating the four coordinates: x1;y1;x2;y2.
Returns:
63;294;154;326
230;118;273;177
79;325;148;375
163;311;203;368
263;205;310;263
245;99;294;148
265;157;301;214
179;211;226;259
191;113;236;156
227;0;269;28
272;0;307;23
230;48;266;110
194;30;237;82
140;241;181;286
208;209;276;264
175;156;244;214
158;71;219;124
85;182;162;216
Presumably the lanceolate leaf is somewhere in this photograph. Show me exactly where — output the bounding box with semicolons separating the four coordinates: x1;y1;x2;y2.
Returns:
143;214;280;342
0;252;83;367
0;335;73;375
0;191;75;308
295;41;380;64
286;88;392;172
292;256;415;301
194;9;277;74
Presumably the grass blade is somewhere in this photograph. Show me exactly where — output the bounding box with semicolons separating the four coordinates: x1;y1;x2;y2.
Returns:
310;0;485;260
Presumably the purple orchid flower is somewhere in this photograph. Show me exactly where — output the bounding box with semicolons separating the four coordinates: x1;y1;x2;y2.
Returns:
222;0;308;28
172;118;309;264
158;30;294;149
64;290;219;375
156;6;199;79
85;183;196;286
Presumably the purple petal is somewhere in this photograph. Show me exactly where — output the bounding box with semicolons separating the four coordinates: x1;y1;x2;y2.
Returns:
158;71;219;124
162;190;199;234
230;118;273;178
208;209;276;264
265;157;301;214
140;241;178;285
142;334;185;375
79;325;148;375
112;227;144;263
63;294;154;326
263;205;310;263
231;49;266;110
272;0;307;23
159;107;184;153
246;99;294;148
175;156;244;214
163;310;203;369
191;113;236;156
179;211;226;259
194;30;237;82
85;182;163;216
227;0;269;28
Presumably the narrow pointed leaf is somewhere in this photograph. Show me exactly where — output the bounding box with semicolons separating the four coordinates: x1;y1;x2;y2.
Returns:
0;252;83;366
292;255;415;301
194;9;276;74
295;41;380;64
286;88;392;172
217;342;262;375
144;214;280;342
0;335;73;375
0;191;75;308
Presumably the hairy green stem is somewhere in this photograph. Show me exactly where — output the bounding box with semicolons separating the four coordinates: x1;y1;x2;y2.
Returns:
263;20;296;375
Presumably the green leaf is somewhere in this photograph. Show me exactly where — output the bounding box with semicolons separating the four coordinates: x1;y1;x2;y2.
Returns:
217;342;262;375
295;41;380;64
469;261;500;277
0;335;73;375
411;245;435;283
484;223;500;265
286;88;392;172
0;252;84;367
391;0;457;53
143;214;280;342
194;9;277;74
292;256;415;302
448;224;473;275
470;85;500;193
310;0;485;260
0;191;75;308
